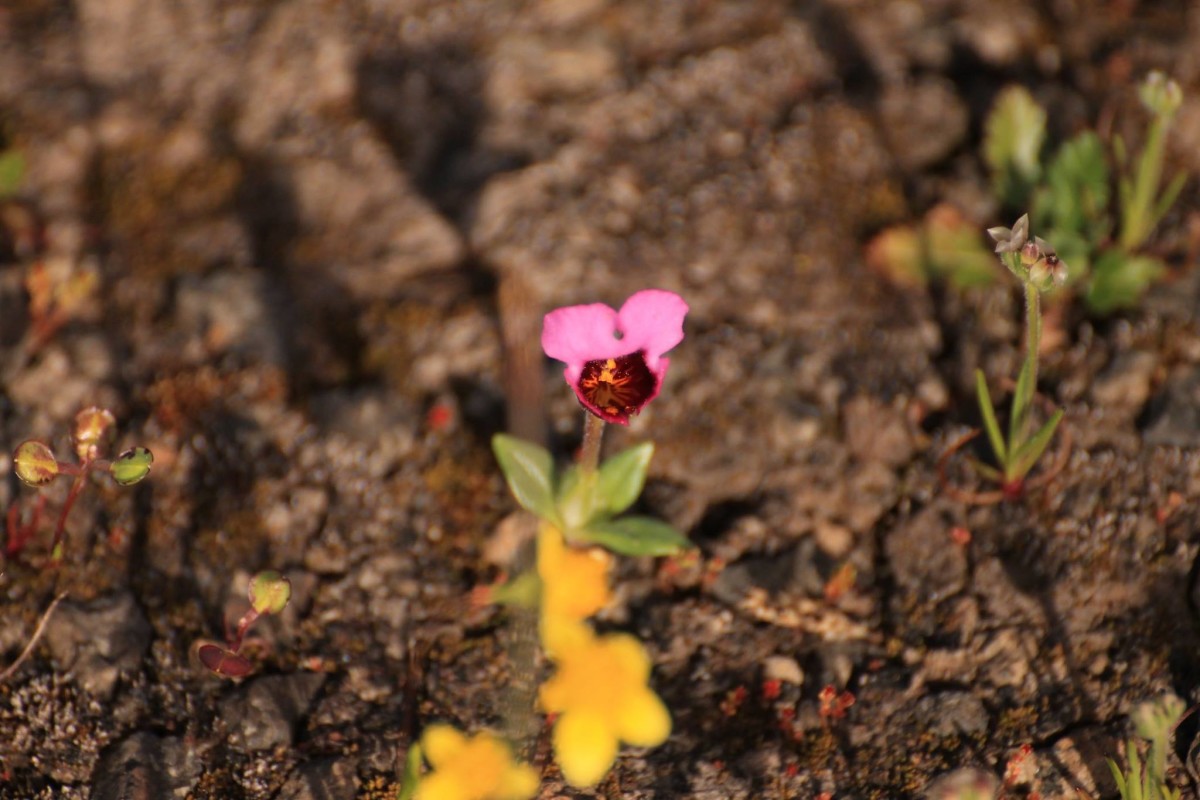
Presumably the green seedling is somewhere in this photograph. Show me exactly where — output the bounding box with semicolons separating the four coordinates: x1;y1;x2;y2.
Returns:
984;74;1188;313
984;85;1047;209
492;433;690;557
865;203;1000;289
940;215;1068;503
1108;695;1186;800
8;407;153;562
195;570;292;679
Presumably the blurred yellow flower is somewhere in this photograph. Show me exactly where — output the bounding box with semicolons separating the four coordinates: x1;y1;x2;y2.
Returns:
416;725;538;800
539;623;671;787
537;523;612;654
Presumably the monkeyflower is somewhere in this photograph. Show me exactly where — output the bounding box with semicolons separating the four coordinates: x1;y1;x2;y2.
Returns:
416;725;538;800
537;523;612;654
539;622;671;787
542;289;688;425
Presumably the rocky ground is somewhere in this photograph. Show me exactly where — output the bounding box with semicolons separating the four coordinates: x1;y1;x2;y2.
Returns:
3;0;1200;797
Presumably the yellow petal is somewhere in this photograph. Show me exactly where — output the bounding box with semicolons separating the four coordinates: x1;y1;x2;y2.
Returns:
540;613;592;659
553;710;619;788
416;770;466;800
603;633;652;682
498;762;540;800
537;523;564;574
615;688;671;747
421;724;467;768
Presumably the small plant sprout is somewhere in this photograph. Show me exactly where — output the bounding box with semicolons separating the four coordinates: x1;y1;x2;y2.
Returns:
940;216;1068;503
1117;72;1185;252
983;74;1188;313
1108;695;1186;800
397;724;538;800
195;570;291;678
538;621;671;788
9;407;153;561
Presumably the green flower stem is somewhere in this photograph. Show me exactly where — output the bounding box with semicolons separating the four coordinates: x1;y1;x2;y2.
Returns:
1121;113;1167;251
578;412;606;475
1021;277;1041;434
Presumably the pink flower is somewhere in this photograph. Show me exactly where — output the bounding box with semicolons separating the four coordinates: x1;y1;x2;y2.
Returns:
542;290;688;425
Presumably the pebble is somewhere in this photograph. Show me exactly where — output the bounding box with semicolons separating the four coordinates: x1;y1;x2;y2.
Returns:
44;591;151;699
220;672;327;751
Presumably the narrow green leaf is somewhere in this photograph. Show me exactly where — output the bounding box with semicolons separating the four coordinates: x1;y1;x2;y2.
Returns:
0;149;23;198
110;446;154;486
596;443;654;518
577;516;692;557
975;370;1007;467
1113;134;1128;168
492;434;560;524
1107;758;1127;799
966;458;1004;483
1150;171;1187;233
1009;409;1064;481
396;741;422;800
1009;354;1035;448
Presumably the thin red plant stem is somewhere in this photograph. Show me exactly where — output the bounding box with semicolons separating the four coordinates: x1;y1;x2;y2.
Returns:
230;609;259;653
50;462;92;561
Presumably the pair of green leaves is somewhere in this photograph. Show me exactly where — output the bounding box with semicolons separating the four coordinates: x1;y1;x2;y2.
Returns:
975;368;1063;486
491;434;691;557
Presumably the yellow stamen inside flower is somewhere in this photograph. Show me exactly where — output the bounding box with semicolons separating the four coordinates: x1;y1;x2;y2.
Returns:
577;353;656;421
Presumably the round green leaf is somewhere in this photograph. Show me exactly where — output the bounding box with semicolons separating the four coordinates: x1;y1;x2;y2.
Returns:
110;447;153;486
14;440;59;487
249;570;292;616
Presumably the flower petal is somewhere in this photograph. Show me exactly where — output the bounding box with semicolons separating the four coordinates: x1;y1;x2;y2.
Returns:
615;688;671;748
542;303;628;372
421;724;466;768
603;633;652;682
498;762;540;800
615;290;688;367
416;770;467;800
553;710;619;788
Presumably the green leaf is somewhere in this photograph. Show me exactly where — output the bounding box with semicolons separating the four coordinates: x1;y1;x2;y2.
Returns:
1009;352;1035;447
1008;409;1064;482
13;440;59;487
492;434;560;524
1033;131;1110;243
1150;171;1187;233
577;516;691;557
396;741;422;800
110;446;154;486
975;370;1007;467
596;443;654;518
1086;250;1166;314
923;206;1000;289
0;149;23;199
555;464;596;528
983;86;1046;206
